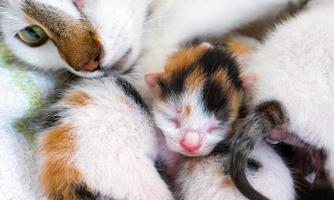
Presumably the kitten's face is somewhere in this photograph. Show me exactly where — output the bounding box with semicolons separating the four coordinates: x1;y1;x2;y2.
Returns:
0;0;149;77
147;44;244;157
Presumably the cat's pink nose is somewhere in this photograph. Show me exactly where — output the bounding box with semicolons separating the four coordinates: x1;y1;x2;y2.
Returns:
180;131;201;153
82;53;101;72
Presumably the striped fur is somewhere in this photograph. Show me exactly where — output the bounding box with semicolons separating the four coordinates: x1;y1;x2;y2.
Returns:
229;101;288;200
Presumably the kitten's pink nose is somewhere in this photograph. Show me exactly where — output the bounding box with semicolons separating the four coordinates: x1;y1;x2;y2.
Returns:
180;131;201;153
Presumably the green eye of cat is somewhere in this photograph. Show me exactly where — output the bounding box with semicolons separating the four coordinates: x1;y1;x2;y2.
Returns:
17;25;48;47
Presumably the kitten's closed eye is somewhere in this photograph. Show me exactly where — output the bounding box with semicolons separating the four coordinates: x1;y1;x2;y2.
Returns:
207;126;223;134
169;118;181;129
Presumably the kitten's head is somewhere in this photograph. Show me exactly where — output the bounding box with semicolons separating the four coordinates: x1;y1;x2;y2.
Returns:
0;0;150;77
146;43;253;157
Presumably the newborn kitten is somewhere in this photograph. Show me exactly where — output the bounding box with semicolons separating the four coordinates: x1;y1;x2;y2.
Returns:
38;75;174;200
228;0;334;199
145;44;294;200
175;141;295;200
146;43;254;157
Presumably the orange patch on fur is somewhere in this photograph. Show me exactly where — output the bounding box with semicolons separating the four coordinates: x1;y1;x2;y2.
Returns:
39;124;83;200
163;45;209;79
184;105;192;117
211;69;242;120
185;66;205;92
221;177;236;189
229;92;242;119
226;41;251;56
211;69;229;85
64;91;92;107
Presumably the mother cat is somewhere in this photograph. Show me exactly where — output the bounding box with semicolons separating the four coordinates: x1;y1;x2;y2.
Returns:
0;0;301;79
0;0;301;199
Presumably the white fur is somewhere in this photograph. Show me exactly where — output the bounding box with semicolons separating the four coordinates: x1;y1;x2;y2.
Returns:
0;0;80;71
139;0;302;73
39;77;174;199
243;0;334;185
1;0;301;78
134;0;303;103
176;142;295;200
0;0;149;77
83;0;149;70
0;0;303;197
153;87;230;157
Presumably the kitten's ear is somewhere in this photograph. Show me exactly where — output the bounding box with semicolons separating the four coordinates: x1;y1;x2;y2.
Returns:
145;73;162;89
240;75;256;90
72;0;85;11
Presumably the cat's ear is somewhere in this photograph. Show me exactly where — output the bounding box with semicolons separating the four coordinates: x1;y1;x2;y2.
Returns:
240;75;256;90
72;0;85;11
145;73;162;89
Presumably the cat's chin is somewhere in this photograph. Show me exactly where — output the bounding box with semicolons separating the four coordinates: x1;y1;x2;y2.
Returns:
170;146;212;157
66;66;106;78
178;151;210;157
67;57;136;79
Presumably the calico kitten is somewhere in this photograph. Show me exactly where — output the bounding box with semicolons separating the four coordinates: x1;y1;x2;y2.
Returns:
228;0;334;199
146;44;294;200
175;141;295;200
37;75;174;200
145;43;253;157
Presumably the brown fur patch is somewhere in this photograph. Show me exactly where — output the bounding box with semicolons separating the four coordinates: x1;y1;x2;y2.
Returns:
184;105;192;118
23;0;102;71
185;65;205;92
163;45;209;80
211;69;230;86
229;91;242;119
226;41;251;56
39;124;83;200
211;68;242;120
64;91;92;107
221;177;236;189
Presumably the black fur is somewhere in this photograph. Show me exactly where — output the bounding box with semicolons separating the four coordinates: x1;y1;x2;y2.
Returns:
247;158;262;172
158;63;194;99
229;100;287;200
201;78;229;114
199;47;242;90
72;183;99;200
115;78;149;114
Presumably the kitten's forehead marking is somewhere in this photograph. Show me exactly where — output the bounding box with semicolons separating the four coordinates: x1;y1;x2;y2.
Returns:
157;45;209;99
22;0;102;71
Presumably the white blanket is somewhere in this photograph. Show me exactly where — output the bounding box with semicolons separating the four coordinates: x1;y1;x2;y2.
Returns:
0;43;54;200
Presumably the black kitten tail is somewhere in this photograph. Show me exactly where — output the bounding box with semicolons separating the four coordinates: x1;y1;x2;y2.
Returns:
230;117;269;200
229;100;287;200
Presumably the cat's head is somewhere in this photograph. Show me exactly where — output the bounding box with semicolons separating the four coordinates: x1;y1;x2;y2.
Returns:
0;0;150;77
146;43;255;157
